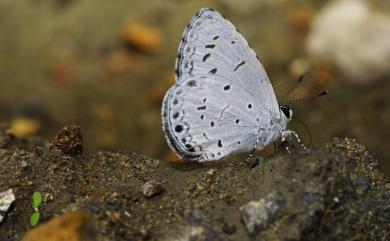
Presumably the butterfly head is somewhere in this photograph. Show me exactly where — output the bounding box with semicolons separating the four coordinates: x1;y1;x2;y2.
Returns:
280;104;293;121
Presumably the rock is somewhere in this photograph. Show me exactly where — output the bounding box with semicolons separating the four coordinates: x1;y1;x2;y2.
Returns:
239;191;284;236
141;179;163;198
52;125;83;155
0;189;15;223
307;0;390;86
21;212;94;241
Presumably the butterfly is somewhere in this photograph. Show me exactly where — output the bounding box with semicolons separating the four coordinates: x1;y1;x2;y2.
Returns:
162;7;299;162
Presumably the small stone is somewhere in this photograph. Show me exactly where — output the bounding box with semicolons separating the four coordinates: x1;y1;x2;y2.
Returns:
239;192;284;236
44;193;54;203
22;212;94;241
52;125;83;155
245;156;262;168
141;179;163;198
21;161;28;168
0;189;15;223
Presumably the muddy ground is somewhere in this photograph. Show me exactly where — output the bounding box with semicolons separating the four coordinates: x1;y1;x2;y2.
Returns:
0;127;389;241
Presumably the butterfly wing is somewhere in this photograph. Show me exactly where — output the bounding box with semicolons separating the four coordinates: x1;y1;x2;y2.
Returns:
163;75;272;161
175;7;279;118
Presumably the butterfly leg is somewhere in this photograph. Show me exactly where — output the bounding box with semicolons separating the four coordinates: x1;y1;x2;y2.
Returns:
245;138;261;167
281;129;307;151
246;141;258;160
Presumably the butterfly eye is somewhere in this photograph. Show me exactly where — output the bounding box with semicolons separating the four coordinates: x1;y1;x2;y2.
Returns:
281;106;291;119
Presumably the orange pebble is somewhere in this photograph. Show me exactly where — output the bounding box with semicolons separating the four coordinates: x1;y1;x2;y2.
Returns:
120;22;163;53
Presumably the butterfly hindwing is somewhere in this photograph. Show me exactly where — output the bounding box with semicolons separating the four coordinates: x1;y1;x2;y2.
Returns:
163;75;272;161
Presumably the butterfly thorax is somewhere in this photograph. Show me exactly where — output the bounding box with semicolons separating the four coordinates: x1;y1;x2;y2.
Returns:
257;108;291;149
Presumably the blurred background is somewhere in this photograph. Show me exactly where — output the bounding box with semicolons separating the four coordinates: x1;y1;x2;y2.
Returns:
0;0;389;176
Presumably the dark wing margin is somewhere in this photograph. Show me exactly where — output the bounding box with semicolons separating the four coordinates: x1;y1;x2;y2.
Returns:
161;86;201;161
175;7;215;80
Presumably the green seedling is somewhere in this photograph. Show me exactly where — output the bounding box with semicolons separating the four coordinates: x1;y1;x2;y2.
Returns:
30;191;42;227
30;212;40;227
32;192;42;208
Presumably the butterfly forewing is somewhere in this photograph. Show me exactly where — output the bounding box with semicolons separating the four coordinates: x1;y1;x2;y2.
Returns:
175;8;279;117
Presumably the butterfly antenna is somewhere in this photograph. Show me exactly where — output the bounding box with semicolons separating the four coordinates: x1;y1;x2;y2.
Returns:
292;117;312;146
288;90;329;105
283;75;304;100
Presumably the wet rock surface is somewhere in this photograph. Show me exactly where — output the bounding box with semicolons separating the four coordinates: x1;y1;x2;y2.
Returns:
0;128;389;241
239;191;283;236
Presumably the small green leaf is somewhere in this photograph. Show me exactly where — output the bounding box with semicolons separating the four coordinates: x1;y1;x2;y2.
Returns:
32;192;42;208
30;212;40;227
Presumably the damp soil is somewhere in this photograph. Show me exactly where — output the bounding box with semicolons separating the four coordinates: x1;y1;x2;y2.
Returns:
0;127;389;241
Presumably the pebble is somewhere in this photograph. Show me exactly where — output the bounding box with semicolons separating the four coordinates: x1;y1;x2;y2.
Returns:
52;125;83;155
141;179;163;198
239;192;284;236
0;189;15;223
